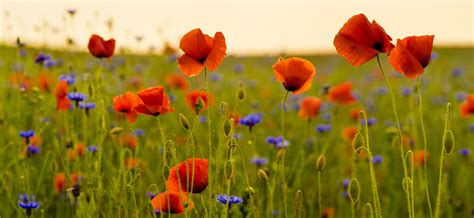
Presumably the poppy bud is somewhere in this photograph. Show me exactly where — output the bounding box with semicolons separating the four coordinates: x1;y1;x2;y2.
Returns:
179;113;191;130
220;102;229;115
88;82;94;99
384;127;398;140
352;132;364;153
348;178;360;203
224;160;233;180
277;148;285;163
194;98;204;114
316;154;326;171
363;203;374;218
257;169;268;183
110;127;124;135
222;119;232;137
237;82;246;101
402;177;412;194
295;190;303;218
443;130;455;155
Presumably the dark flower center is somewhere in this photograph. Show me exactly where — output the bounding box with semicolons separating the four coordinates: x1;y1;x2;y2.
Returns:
372;41;383;52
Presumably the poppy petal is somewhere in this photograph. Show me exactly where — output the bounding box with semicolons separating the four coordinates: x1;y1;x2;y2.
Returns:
179;29;212;61
401;35;434;68
204;32;226;71
334;33;378;66
388;40;424;79
178;54;205;77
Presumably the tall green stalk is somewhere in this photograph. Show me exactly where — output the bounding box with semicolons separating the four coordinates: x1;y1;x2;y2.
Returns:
416;77;433;218
280;91;289;218
376;55;411;216
434;103;451;218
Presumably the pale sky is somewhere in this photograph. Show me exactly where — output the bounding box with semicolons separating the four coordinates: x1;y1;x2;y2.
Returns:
1;0;473;55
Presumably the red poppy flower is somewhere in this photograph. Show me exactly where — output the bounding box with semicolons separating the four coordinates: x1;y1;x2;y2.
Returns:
37;72;52;92
177;28;226;77
113;91;141;123
165;74;189;91
460;94;474;117
167;158;208;194
350;108;363;120
150;191;187;214
185;90;214;113
334;13;393;66
298;97;322;120
135;86;174;116
76;143;85;157
413;150;429;168
55;173;66;193
388;35;435;79
87;34;115;59
343;126;358;141
272;57;316;95
53;80;70;110
328;82;356;105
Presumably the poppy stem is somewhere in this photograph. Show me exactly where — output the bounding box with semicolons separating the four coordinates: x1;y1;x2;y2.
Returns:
434;103;450;218
280;90;289;218
204;68;217;216
376;55;411;216
360;111;382;218
317;170;322;217
416;77;433;218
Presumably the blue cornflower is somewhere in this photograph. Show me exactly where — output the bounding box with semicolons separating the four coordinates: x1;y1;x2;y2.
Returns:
315;124;331;133
34;52;51;64
20;130;35;139
217;194;243;205
401;87;412;96
19;48;27;57
272;210;280;216
59;74;75;85
18;194;39;216
362;117;377;126
146;191;158;200
372;155;383;164
376;86;387;95
79;102;96;110
459;148;471;156
233;133;241;140
266;136;289;149
430;52;438;60
210;73;222;81
68;92;87;102
342;178;350;188
452;68;463;77
233;64;243;73
321;113;331;121
469;123;474;132
456;92;466;102
134;129;145;136
87;145;98;154
239;113;262;129
27;145;41;155
44;59;56;68
199;115;208;123
250;157;268;166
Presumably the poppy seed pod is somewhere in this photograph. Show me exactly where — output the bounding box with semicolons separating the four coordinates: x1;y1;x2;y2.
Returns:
295;190;303;218
316;154;326;171
257;169;269;183
352;132;364;153
222;119;232;137
110;127;124;135
194;98;205;114
179;113;191;130
348;178;360;203
277;148;286;163
237;82;246;101
443;130;455;155
224;160;234;180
